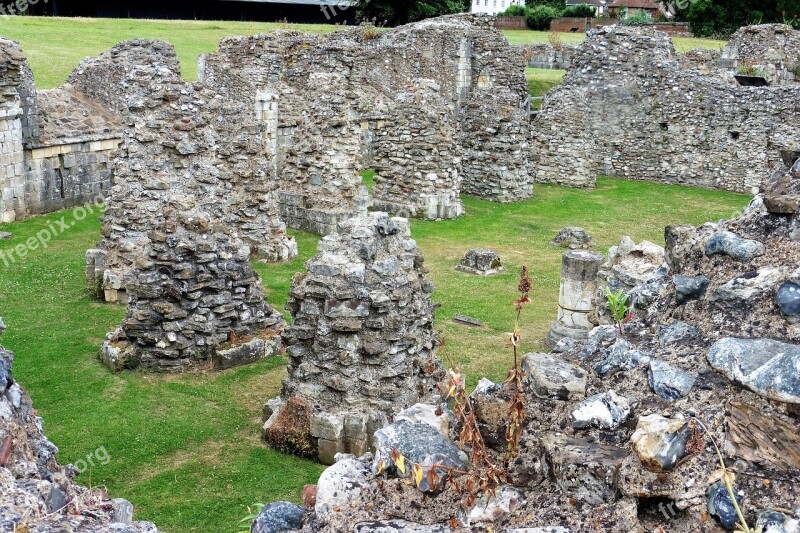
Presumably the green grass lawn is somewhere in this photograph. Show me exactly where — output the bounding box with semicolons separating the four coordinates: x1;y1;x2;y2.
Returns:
0;179;747;532
525;67;565;99
0;17;726;89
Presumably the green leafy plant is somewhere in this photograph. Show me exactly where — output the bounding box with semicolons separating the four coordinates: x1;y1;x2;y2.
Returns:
498;4;526;16
605;286;631;335
562;3;596;17
526;5;560;30
621;10;652;25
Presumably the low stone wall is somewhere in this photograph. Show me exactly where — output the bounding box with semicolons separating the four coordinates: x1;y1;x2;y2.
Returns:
643;22;692;36
0;40;123;222
549;18;691;36
518;42;576;70
0;109;24;223
550;17;593;33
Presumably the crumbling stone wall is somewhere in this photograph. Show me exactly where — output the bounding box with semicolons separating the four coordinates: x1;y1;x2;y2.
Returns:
371;83;463;220
0;40;28;223
99;210;283;373
201;14;533;227
517;43;576;70
263;213;442;464
532;25;800;193
0;38;123;222
0;39;122;222
0;321;161;531
74;39;295;303
720;24;800;85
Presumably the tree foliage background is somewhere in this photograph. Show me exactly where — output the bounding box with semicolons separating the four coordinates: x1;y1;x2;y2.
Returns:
664;0;800;37
356;0;471;25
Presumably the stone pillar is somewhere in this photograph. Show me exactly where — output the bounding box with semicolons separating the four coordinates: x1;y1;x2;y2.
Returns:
263;213;443;464
547;250;604;347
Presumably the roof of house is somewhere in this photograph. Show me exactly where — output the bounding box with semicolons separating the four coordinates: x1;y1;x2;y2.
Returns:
565;0;607;6
609;0;663;9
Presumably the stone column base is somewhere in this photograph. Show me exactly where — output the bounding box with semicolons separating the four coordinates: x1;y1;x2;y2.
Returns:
263;396;389;465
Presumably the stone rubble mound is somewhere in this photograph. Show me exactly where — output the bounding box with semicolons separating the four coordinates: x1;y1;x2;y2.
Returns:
0;321;161;532
99;210;283;373
252;163;800;532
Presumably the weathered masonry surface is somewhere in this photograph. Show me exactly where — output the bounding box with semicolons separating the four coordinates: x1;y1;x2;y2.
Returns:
0;39;121;223
532;26;800;193
200;14;532;230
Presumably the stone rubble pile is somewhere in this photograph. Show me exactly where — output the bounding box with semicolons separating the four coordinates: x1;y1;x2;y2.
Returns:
252;163;800;532
455;248;504;276
0;321;161;532
263;213;442;464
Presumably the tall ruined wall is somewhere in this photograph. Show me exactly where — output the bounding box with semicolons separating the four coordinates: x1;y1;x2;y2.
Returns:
72;40;295;303
0;40;27;223
201;14;533;229
533;25;800;194
371;83;463;220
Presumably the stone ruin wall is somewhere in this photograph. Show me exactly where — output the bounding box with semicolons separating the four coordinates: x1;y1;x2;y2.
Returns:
0;38;121;224
532;25;800;193
70;40;295;304
99;211;284;373
370;83;464;220
263;213;442;464
0;39;26;223
200;14;533;230
719;24;800;86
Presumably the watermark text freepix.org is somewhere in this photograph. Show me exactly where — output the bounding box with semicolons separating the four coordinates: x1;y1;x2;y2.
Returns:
0;196;105;269
320;2;352;21
74;446;112;473
0;0;47;18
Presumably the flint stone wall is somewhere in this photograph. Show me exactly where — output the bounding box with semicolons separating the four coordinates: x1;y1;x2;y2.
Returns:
264;213;442;463
73;39;295;303
532;25;800;193
100;212;283;373
371;83;463;220
200;14;532;229
720;24;800;86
